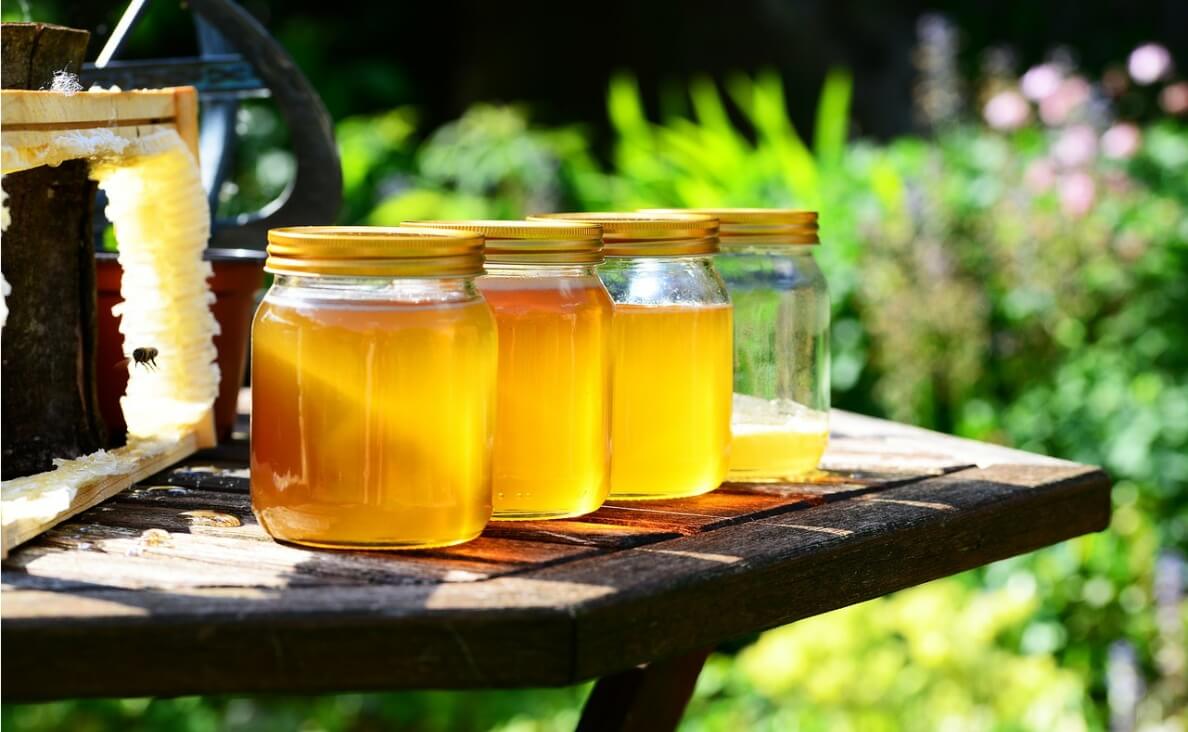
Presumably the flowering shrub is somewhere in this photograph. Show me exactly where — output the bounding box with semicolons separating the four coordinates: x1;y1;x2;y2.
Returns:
570;50;1187;729
335;42;1187;730
7;36;1187;732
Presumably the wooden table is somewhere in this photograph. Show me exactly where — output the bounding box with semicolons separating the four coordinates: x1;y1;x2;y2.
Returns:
1;409;1110;731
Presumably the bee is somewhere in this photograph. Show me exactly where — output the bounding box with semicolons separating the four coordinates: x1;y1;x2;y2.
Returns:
117;347;159;371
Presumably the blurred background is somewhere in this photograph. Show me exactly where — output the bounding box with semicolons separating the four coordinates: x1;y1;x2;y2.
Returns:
2;0;1186;729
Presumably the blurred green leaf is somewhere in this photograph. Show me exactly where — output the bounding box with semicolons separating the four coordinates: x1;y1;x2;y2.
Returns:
813;68;852;170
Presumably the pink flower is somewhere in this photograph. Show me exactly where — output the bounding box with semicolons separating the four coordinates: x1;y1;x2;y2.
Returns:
1128;43;1173;85
983;90;1031;131
1024;159;1057;192
1060;171;1096;217
1160;82;1188;115
1053;124;1098;167
1101;123;1142;159
1039;76;1091;126
1021;64;1062;101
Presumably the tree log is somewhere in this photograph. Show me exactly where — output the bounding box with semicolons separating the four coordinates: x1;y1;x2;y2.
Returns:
1;22;89;90
1;22;105;478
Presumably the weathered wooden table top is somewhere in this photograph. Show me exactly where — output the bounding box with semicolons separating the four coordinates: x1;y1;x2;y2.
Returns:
1;409;1110;701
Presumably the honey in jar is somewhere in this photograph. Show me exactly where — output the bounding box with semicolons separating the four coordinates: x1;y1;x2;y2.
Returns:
412;221;612;519
531;212;732;500
251;226;497;549
647;209;831;481
728;394;829;480
609;302;733;498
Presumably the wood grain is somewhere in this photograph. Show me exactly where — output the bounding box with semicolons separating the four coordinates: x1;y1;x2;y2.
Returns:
827;409;1071;467
557;463;1110;680
0;87;201;178
0;23;103;479
0;23;90;92
170;87;200;162
0;89;179;128
1;435;199;558
0;412;1112;700
5;489;602;591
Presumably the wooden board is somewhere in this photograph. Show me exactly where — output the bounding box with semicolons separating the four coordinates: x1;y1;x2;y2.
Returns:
1;88;180;128
1;87;200;175
0;409;1111;700
1;434;198;558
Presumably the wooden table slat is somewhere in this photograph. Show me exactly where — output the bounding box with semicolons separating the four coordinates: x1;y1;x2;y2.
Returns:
0;409;1111;701
553;464;1110;678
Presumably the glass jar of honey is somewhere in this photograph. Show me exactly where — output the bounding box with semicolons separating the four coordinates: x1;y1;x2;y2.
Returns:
251;226;497;549
409;220;613;520
651;209;829;480
531;212;732;500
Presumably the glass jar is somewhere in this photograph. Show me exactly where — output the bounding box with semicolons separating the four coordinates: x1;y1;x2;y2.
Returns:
251;226;497;549
532;212;732;500
654;209;829;480
411;220;613;520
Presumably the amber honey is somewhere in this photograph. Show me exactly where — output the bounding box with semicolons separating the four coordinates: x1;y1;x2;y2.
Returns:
728;424;829;480
251;292;496;549
526;212;731;499
727;394;829;481
728;394;829;480
609;303;733;499
653;208;832;480
478;276;612;519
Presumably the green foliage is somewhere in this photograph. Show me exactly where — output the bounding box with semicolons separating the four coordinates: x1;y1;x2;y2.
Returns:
592;71;831;211
584;75;1188;728
730;288;783;399
211;102;296;222
0;688;589;732
595;77;1188;731
7;66;1188;732
813;69;853;171
346;104;604;224
336;107;419;223
687;581;1092;731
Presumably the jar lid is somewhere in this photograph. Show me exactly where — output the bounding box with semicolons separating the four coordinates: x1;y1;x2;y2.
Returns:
529;212;718;256
266;226;485;277
642;208;819;245
405;220;604;264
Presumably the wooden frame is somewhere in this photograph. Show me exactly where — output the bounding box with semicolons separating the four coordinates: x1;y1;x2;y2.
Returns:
1;86;214;557
1;87;200;167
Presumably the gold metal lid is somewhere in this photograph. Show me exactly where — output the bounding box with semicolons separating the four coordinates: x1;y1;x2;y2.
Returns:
642;208;819;245
266;226;485;277
529;212;718;256
404;220;604;264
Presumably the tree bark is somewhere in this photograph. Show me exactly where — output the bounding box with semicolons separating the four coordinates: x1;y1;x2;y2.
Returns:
1;22;105;478
1;22;90;90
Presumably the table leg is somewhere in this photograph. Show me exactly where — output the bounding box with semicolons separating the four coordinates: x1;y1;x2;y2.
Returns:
576;648;712;732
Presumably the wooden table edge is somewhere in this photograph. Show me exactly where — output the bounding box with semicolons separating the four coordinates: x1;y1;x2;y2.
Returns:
0;461;1110;700
555;462;1111;681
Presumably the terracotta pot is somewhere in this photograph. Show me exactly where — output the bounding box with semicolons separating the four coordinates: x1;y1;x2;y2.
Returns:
96;248;267;443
